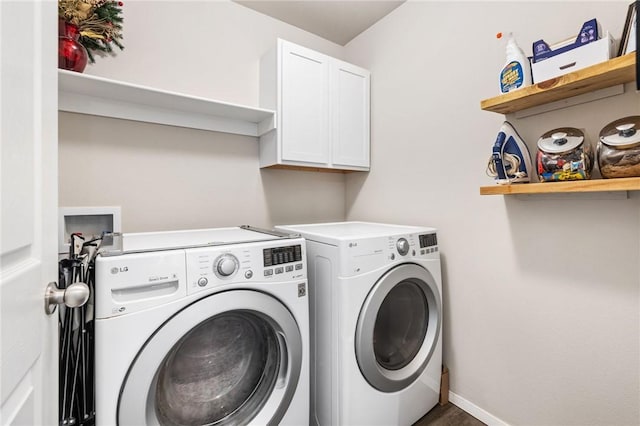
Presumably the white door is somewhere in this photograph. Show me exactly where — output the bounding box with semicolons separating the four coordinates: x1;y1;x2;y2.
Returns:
280;40;330;165
331;59;370;169
1;1;58;424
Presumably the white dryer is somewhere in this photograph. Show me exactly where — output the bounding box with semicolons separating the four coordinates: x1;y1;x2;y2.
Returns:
93;226;309;425
277;222;442;426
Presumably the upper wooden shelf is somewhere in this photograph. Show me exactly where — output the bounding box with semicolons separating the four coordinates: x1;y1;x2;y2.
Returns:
480;177;640;195
480;53;636;114
58;69;275;137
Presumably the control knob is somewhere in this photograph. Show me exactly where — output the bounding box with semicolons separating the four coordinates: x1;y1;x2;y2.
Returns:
214;254;239;277
396;238;409;256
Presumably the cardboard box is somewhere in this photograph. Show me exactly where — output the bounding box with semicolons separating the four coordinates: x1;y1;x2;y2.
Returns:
532;32;615;83
439;365;449;406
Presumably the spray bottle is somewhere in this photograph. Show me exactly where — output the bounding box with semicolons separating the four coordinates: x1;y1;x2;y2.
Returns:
497;32;532;94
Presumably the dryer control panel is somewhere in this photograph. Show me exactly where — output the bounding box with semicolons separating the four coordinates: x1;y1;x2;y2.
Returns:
417;232;439;256
338;232;439;277
386;232;439;258
185;239;307;295
419;233;438;248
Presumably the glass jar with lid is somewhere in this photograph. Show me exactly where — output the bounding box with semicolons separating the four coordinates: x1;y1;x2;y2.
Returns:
598;116;640;179
536;127;593;182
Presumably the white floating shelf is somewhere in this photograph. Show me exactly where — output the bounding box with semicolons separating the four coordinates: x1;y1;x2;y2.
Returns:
58;69;275;137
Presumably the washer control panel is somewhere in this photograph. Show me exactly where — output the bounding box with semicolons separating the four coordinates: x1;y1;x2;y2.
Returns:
185;239;306;295
214;253;239;278
263;244;302;267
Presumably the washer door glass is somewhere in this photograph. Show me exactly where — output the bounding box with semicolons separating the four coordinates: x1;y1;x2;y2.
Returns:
118;290;302;426
356;263;441;393
155;312;279;425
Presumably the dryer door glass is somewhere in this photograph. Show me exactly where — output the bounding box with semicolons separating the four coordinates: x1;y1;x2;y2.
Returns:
373;281;428;370
155;312;279;425
355;263;441;393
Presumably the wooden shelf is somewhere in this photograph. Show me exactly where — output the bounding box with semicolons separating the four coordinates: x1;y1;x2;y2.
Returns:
480;53;636;114
480;177;640;195
58;69;275;137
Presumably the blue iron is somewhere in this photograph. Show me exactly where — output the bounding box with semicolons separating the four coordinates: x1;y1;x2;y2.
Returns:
487;122;532;184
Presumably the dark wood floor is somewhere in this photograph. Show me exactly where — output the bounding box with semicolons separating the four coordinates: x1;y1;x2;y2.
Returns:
414;403;486;426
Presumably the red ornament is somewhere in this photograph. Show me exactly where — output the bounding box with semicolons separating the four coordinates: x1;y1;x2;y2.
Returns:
58;19;88;73
118;1;123;5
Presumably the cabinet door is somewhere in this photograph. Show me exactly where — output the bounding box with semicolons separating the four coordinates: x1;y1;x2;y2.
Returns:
280;41;330;164
331;60;370;169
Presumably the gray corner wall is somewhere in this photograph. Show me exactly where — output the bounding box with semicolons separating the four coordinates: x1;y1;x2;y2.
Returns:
344;2;640;425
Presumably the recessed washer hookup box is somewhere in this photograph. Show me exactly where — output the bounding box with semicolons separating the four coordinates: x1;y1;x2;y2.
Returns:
531;19;615;83
59;206;121;254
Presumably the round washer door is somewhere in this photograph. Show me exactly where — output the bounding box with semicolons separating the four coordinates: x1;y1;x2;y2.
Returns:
355;263;441;392
118;290;302;425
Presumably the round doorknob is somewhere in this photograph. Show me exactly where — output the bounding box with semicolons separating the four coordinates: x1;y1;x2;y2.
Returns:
44;281;90;315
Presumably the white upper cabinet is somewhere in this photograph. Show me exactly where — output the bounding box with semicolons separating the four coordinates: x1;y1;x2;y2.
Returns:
280;41;330;164
331;60;370;168
260;39;370;171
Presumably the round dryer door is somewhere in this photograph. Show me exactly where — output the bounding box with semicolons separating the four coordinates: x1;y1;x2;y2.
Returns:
355;263;441;392
118;290;302;425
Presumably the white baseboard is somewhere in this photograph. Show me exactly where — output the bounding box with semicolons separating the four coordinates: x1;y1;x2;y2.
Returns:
448;391;510;426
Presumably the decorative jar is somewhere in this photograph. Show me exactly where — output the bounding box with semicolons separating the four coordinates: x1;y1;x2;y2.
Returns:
536;127;593;182
598;116;640;179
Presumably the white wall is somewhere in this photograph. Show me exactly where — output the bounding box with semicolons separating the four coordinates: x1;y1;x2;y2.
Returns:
59;1;348;231
344;1;640;425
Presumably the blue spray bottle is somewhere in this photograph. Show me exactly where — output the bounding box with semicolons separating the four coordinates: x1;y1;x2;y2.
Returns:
498;32;532;94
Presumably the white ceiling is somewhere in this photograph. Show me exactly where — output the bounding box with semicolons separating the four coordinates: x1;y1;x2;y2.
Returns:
234;1;405;45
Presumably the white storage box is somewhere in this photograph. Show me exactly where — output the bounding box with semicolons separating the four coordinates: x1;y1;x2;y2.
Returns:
532;32;615;83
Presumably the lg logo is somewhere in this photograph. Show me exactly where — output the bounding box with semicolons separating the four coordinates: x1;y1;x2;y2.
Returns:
110;266;129;274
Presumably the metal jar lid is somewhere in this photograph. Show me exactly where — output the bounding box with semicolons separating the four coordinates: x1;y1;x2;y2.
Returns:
599;116;640;149
537;127;585;154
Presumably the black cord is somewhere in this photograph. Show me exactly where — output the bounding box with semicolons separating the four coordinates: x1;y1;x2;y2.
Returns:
59;244;97;426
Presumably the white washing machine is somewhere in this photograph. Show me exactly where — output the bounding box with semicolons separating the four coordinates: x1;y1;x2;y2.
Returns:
276;222;442;426
93;226;309;425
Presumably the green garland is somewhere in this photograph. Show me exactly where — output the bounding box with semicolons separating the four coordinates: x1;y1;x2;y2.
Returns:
59;0;124;63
